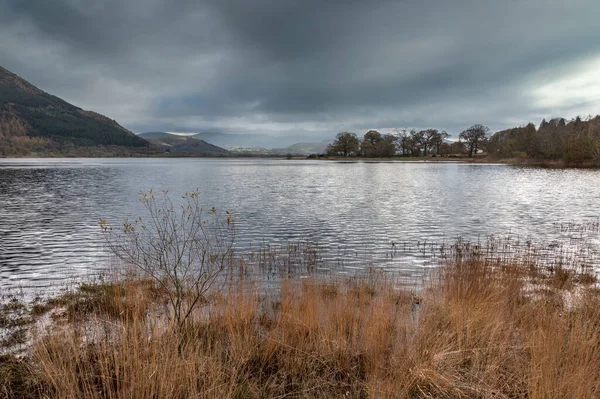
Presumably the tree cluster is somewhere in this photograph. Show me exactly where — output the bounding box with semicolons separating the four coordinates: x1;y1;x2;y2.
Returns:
326;126;489;158
487;116;600;163
360;130;396;157
395;128;452;156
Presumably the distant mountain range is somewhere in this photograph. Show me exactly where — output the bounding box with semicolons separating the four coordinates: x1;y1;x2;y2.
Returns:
193;132;279;149
277;140;332;156
0;65;153;156
140;131;333;156
138;132;229;156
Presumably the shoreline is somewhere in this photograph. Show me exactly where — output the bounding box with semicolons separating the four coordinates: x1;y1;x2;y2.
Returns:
4;154;598;168
475;157;600;168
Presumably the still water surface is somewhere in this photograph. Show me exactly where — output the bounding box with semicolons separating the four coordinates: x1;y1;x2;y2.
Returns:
0;158;599;290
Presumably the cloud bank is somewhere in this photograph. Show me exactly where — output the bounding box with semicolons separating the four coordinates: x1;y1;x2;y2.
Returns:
1;0;600;140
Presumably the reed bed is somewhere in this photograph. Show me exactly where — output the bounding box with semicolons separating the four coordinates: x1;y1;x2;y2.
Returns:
1;237;600;398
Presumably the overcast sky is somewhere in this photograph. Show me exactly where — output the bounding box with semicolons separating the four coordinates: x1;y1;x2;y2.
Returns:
1;0;600;140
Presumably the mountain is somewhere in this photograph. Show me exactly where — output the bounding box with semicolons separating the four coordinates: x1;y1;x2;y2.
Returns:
0;65;150;156
192;132;280;149
275;140;333;155
139;132;229;156
140;132;330;157
191;132;334;154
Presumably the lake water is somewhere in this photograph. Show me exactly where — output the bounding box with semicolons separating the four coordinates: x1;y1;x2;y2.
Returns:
0;158;599;291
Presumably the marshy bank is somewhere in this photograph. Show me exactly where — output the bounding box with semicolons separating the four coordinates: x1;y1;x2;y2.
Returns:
1;237;600;398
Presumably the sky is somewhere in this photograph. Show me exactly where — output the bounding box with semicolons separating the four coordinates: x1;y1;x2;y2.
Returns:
1;0;600;142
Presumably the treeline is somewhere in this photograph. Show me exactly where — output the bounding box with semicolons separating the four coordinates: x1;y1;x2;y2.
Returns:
326;117;600;164
326;125;489;158
488;116;600;164
0;135;163;157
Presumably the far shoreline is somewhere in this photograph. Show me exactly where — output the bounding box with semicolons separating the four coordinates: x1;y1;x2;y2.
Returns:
1;154;598;168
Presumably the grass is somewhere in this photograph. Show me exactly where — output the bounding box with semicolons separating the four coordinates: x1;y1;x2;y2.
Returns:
1;244;599;398
0;299;33;353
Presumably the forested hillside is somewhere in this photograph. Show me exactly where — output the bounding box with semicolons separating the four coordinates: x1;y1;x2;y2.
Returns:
0;66;150;156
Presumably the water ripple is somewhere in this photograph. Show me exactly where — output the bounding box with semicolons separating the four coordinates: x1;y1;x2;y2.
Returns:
0;158;599;291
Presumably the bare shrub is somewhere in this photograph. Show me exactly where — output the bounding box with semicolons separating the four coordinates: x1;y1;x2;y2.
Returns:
99;189;235;328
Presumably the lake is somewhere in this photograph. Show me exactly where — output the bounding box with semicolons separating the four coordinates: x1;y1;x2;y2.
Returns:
0;158;599;291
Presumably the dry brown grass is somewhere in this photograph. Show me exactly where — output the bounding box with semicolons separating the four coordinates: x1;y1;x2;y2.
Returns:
2;255;600;398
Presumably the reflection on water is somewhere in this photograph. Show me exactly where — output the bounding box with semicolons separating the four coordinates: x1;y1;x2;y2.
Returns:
0;158;599;290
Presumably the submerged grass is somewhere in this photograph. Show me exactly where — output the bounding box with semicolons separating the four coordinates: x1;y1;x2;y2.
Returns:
1;242;599;398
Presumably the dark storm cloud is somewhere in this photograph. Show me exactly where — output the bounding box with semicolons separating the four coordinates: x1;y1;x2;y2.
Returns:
1;0;600;139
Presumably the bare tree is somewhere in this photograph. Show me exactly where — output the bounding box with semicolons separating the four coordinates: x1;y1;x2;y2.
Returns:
432;130;450;155
100;189;235;329
459;124;490;157
392;128;409;156
410;130;424;155
419;129;440;156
